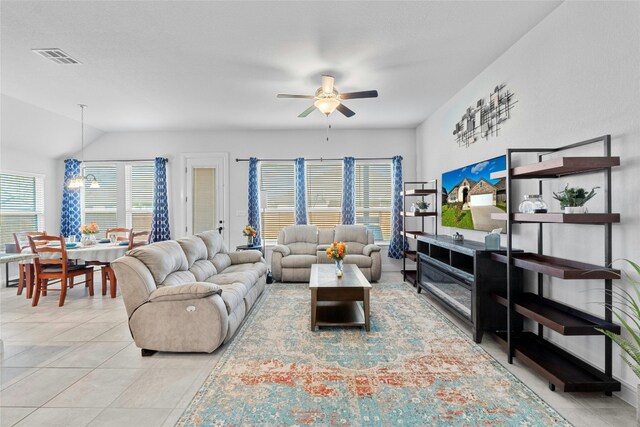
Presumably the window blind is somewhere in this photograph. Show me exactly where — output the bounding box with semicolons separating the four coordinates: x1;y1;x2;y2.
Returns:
0;172;45;246
306;161;342;229
259;162;295;240
83;165;118;232
356;162;392;241
125;163;154;231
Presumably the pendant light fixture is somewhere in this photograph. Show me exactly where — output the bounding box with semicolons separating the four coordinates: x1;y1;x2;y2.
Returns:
68;104;100;189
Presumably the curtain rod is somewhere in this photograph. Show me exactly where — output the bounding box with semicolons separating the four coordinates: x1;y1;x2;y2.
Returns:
82;159;165;163
235;156;394;162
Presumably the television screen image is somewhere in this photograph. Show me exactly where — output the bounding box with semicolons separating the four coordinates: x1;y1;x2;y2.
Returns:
441;155;507;232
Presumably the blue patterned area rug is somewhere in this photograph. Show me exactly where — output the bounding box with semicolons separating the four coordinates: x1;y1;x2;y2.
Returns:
177;283;569;426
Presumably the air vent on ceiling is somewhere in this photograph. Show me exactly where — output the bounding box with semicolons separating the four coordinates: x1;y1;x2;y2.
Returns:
31;48;82;65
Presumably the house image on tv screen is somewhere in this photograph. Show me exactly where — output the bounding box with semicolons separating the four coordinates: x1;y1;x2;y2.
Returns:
441;156;507;232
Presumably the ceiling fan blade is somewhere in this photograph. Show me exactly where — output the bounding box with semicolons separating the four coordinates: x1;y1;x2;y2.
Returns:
321;75;335;94
339;90;378;100
298;105;317;118
277;94;315;99
336;103;355;118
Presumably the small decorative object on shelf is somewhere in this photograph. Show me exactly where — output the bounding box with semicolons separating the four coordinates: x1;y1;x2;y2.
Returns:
484;228;501;250
518;194;548;213
326;241;347;277
80;222;99;246
410;202;419;213
242;225;257;246
416;200;430;212
452;232;464;242
552;184;599;214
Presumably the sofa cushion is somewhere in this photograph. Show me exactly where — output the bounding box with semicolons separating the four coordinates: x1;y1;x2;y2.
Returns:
177;236;208;267
282;225;318;245
160;271;197;287
287;242;318;256
127;241;188;286
224;262;267;277
212;253;232;273
335;225;369;245
218;282;248;314
149;282;222;302
198;230;227;259
344;254;373;268
318;228;335;245
207;271;259;289
281;254;317;269
189;260;217;282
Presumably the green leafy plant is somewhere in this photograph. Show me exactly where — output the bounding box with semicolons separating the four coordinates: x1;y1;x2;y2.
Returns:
596;260;640;379
552;184;599;208
416;200;430;210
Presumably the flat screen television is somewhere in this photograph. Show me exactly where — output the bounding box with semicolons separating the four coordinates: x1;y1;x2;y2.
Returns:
441;155;507;232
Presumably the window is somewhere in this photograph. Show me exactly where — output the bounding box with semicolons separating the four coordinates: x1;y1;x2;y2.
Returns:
82;165;118;232
356;162;392;241
306;162;342;229
259;162;295;240
0;172;45;246
126;163;154;231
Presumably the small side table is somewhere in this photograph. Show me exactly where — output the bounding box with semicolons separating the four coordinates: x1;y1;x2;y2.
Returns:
235;244;264;256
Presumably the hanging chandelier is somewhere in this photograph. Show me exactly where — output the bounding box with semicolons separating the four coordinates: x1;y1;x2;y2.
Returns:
68;104;99;189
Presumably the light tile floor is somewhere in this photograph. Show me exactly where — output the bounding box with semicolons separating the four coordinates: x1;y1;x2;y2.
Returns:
0;272;635;426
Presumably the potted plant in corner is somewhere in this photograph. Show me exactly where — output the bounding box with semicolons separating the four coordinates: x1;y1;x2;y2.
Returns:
596;260;640;423
552;184;599;213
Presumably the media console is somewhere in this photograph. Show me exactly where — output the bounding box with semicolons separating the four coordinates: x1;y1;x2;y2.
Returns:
416;235;521;343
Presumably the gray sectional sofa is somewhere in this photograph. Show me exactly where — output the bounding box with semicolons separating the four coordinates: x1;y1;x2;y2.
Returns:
271;224;381;282
111;230;267;354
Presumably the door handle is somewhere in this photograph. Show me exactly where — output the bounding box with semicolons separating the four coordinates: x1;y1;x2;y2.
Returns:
218;226;223;234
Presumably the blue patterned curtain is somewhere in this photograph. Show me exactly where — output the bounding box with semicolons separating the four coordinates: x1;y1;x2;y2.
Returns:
341;157;355;224
247;157;261;246
151;157;171;242
388;155;407;259
294;157;308;224
60;159;82;239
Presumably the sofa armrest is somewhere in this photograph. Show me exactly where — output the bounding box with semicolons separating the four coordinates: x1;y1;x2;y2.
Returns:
148;282;222;302
228;250;262;265
272;245;291;256
363;244;381;257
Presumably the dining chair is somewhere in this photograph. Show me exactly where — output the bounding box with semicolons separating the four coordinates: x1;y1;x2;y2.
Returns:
101;229;151;299
105;227;131;242
13;231;46;297
28;234;94;307
96;227;131;298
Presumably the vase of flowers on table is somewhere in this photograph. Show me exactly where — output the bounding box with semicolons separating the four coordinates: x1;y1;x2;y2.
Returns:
242;225;257;246
80;222;99;246
326;241;348;277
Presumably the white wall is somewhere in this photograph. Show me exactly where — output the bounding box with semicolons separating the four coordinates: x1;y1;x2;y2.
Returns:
76;128;416;270
416;1;640;403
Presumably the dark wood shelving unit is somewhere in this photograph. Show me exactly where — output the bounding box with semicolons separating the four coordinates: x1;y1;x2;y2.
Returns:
493;293;620;335
491;253;619;280
401;189;438;196
401;211;437;217
494;332;621;393
497;135;621;394
491;212;620;224
403;250;417;262
402;180;438;287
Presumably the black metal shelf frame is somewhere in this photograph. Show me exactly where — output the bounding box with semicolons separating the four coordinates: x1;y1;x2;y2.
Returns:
402;180;438;285
504;135;616;393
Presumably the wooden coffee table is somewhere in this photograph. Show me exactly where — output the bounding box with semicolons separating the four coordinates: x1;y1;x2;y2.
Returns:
309;263;372;332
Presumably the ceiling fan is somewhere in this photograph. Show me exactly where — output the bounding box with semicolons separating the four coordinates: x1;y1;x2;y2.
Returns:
277;75;378;118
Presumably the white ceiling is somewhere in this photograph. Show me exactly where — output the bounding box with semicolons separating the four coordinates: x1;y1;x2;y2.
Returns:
1;1;561;133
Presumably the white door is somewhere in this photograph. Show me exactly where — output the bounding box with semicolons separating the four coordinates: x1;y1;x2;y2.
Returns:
470;194;493;206
184;154;228;244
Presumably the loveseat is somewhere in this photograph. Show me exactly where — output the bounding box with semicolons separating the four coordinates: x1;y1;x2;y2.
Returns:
111;230;267;354
271;225;381;282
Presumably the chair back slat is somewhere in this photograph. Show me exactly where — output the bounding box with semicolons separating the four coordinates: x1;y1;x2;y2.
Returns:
105;228;131;241
129;230;151;250
28;235;68;272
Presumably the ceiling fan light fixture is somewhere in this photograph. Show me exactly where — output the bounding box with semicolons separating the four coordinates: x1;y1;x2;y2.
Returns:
314;98;340;116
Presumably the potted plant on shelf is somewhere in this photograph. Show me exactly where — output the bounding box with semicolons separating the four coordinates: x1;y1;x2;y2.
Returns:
552;184;599;213
596;260;640;423
416;200;430;212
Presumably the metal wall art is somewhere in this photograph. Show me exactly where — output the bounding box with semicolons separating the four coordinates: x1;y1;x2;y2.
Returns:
453;84;516;148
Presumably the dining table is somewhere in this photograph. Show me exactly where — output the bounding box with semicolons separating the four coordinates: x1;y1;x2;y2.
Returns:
20;241;130;299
